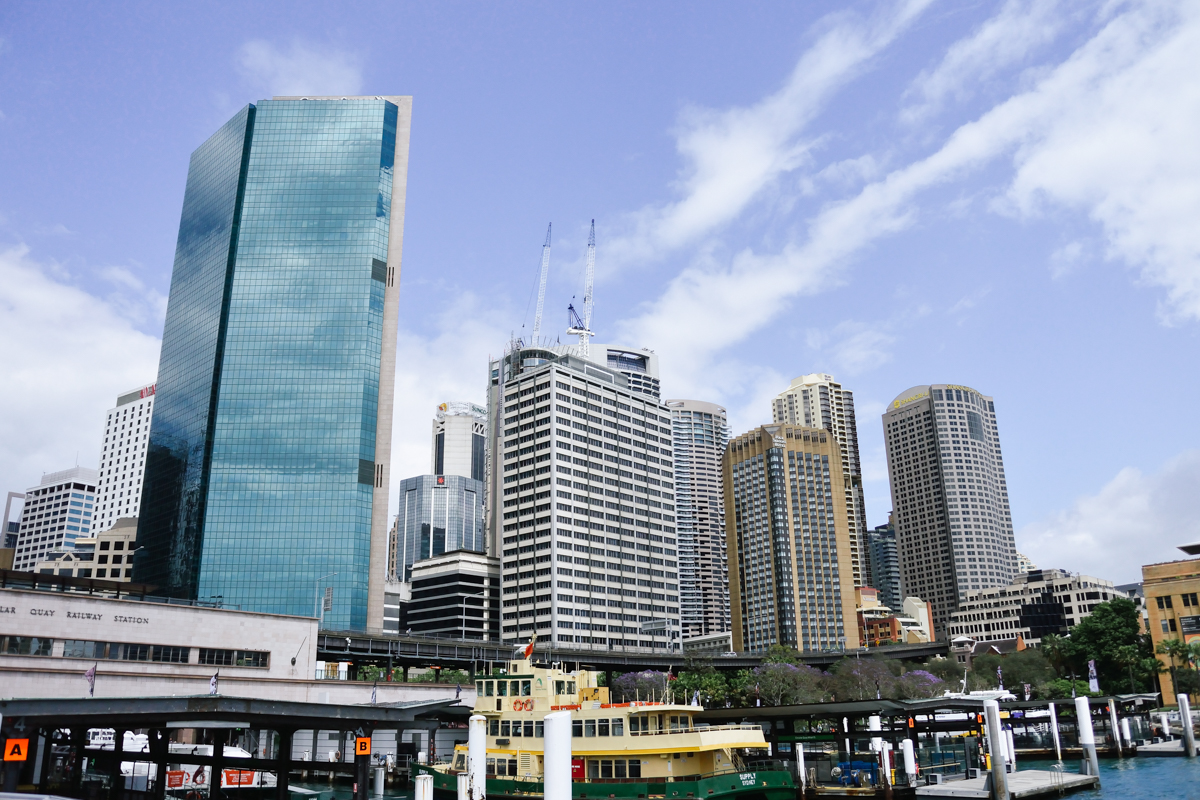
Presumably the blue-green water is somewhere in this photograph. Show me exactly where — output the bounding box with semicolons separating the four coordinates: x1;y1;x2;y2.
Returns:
1018;757;1200;799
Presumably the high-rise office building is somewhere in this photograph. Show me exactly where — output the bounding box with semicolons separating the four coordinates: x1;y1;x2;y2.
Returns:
771;374;868;588
724;424;860;653
866;520;902;613
136;96;412;630
666;399;731;639
11;468;98;571
882;384;1015;638
93;383;156;534
432;401;487;482
391;474;486;582
485;341;681;652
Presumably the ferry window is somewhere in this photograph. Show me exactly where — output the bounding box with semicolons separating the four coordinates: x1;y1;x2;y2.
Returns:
598;719;610;736
500;721;511;737
523;721;534;737
568;681;576;694
601;760;613;779
587;760;599;779
498;681;508;696
506;680;516;695
454;753;466;770
476;681;484;695
573;720;583;737
669;716;680;731
485;682;494;696
611;719;624;736
507;760;518;777
535;721;544;738
585;720;597;737
522;680;532;696
628;760;641;778
512;721;522;738
486;758;496;776
629;717;644;734
555;680;565;695
489;721;499;736
615;760;627;779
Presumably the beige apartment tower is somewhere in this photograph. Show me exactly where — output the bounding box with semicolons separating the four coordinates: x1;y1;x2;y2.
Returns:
724;424;860;653
772;374;868;588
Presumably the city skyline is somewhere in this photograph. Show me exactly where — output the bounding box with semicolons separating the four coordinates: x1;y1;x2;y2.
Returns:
3;2;1200;585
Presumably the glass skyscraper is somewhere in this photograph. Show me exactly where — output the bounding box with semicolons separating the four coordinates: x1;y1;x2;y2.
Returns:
135;96;412;630
391;474;486;582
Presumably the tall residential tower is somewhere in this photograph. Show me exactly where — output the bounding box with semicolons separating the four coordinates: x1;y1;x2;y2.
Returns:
882;384;1015;638
136;97;412;630
771;374;868;588
724;424;860;653
92;383;156;535
666;399;731;639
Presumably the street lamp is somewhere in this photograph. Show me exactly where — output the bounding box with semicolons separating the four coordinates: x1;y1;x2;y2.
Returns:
462;590;487;641
314;572;339;622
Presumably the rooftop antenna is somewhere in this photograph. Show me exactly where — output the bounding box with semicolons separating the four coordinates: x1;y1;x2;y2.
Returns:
566;220;596;356
531;224;552;343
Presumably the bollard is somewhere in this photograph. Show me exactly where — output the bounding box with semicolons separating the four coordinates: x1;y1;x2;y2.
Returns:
1120;718;1132;748
457;772;469;800
797;743;807;791
901;739;917;786
1161;712;1172;740
983;700;1009;800
374;767;385;797
1005;728;1016;769
1179;694;1197;758
1075;697;1100;782
415;773;433;800
868;715;882;753
543;710;573;800
468;715;487;800
1107;702;1122;755
1049;702;1062;761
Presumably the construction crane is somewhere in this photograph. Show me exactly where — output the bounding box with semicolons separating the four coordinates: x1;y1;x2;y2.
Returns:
531;224;552;343
566;220;596;356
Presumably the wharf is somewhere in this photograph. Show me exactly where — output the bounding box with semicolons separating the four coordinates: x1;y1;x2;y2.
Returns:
915;770;1098;799
1137;738;1194;757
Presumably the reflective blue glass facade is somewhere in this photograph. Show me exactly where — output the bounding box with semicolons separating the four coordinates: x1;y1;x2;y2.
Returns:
137;98;408;630
392;475;485;582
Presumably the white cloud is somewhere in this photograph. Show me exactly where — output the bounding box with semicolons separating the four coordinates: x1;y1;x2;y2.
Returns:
619;0;1200;405
238;40;363;98
387;294;508;515
1018;451;1200;584
900;0;1068;123
0;246;161;515
605;1;933;269
806;320;896;376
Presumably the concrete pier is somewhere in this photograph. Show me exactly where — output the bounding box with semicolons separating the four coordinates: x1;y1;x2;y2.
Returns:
916;770;1099;798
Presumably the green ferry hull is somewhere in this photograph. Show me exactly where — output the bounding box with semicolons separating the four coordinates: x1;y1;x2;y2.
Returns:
416;765;794;800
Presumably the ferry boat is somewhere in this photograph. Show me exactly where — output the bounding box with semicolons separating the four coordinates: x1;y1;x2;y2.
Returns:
417;656;793;800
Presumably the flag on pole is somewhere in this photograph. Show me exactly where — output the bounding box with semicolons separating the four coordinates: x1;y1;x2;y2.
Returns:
691;690;700;707
371;681;377;705
996;666;1003;691
84;663;97;698
210;671;219;695
523;634;537;659
1087;659;1100;693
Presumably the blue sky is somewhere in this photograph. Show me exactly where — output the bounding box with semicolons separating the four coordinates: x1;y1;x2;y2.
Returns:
2;0;1198;584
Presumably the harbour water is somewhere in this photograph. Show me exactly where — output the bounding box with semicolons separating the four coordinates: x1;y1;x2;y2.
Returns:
1019;757;1200;799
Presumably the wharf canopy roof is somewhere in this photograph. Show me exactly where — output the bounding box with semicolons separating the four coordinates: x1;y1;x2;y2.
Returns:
0;695;461;730
697;697;989;721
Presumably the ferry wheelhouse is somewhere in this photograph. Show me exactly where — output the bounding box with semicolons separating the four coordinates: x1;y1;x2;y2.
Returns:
417;657;792;800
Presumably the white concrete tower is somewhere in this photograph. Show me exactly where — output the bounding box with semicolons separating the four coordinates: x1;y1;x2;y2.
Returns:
882;384;1016;639
772;374;868;587
93;383;156;534
432;401;488;482
665;399;731;640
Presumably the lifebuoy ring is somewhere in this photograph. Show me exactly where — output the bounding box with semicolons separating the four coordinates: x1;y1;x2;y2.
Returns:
511;698;532;711
193;770;206;786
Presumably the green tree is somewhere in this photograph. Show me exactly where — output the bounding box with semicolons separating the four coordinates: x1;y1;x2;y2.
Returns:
1039;634;1070;678
761;645;805;665
675;660;730;707
750;662;828;706
970;650;1054;697
827;658;899;701
1157;638;1189;695
612;670;669;702
1065;598;1151;692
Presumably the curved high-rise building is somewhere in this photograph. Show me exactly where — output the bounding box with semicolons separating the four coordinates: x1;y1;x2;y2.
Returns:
882;384;1016;637
665;399;731;639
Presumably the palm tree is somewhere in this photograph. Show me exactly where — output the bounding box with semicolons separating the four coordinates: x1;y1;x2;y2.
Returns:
1115;645;1139;693
1040;634;1069;678
1157;638;1189;695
